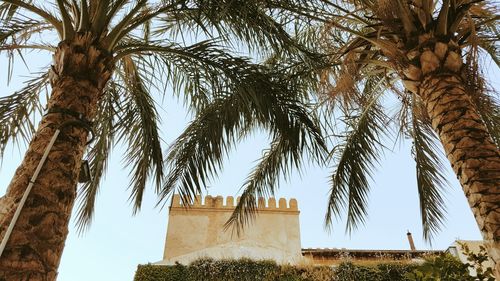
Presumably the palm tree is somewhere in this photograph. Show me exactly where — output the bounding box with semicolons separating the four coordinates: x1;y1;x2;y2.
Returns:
0;1;326;279
314;0;499;277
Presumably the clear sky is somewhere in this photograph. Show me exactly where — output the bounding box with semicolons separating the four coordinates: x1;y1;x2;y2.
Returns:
1;47;496;281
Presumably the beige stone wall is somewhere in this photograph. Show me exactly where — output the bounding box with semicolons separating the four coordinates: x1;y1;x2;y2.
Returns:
158;194;303;265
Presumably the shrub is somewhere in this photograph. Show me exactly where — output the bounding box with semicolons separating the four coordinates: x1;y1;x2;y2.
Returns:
376;263;417;281
134;259;334;281
188;258;278;281
405;254;472;281
134;263;189;281
459;242;495;281
134;257;475;281
332;262;415;281
278;265;334;281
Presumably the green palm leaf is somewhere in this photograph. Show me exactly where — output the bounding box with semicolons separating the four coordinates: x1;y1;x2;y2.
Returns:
116;56;164;214
325;79;389;234
224;131;316;235
411;95;449;241
75;81;120;232
0;72;48;157
160;67;326;207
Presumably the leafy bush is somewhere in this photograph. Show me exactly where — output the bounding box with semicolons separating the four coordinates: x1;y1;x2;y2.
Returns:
405;254;472;281
278;265;334;281
134;259;334;281
459;242;495;281
134;256;476;281
376;263;417;281
333;262;415;281
188;258;277;281
134;263;190;281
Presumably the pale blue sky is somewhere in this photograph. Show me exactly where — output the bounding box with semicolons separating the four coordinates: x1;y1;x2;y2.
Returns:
1;48;495;281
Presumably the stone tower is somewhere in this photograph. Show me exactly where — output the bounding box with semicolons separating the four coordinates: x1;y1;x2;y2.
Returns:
158;194;302;265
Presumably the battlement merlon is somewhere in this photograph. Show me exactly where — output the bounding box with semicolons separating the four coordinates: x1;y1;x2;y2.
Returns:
169;194;299;213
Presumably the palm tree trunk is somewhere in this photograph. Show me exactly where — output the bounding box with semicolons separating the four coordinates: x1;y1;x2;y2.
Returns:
406;41;500;278
0;33;112;281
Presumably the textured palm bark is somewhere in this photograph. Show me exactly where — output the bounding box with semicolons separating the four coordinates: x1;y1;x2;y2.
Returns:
0;33;112;281
403;40;500;278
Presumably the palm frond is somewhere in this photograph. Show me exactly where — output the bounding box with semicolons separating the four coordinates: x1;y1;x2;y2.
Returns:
115;38;319;114
325;84;388;234
467;87;500;149
0;15;48;44
103;0;148;49
462;20;500;149
0;72;48;157
160;64;326;207
115;39;228;112
411;95;448;241
116;56;164;214
474;11;500;68
0;15;54;81
155;0;312;56
74;80;120;232
478;39;500;68
0;1;21;20
224;131;312;235
0;0;63;37
90;0;112;36
160;94;241;205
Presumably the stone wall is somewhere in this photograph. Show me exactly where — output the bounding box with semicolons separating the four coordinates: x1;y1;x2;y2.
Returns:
158;194;302;265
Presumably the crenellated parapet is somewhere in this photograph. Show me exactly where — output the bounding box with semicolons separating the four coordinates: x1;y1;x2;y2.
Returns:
163;193;302;265
170;194;298;212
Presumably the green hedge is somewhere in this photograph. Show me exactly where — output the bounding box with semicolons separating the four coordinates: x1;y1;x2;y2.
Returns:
134;254;470;281
334;262;417;281
134;258;412;281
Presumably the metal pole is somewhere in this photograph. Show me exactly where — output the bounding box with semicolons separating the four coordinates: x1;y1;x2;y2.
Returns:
0;129;61;257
